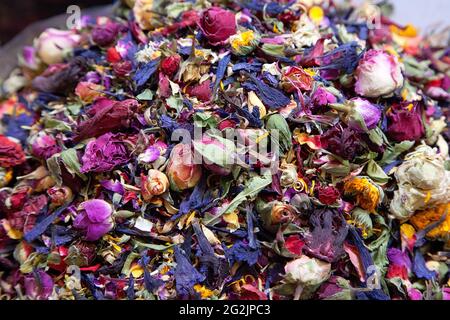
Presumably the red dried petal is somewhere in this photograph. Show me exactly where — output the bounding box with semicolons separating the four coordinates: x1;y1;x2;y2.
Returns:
0;135;26;167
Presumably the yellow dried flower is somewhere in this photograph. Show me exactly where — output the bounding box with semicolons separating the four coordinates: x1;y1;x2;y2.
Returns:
400;223;416;240
193;284;214;299
231;30;255;50
308;6;324;24
229;30;260;56
410;203;450;240
344;177;382;213
390;24;418;38
0;168;13;188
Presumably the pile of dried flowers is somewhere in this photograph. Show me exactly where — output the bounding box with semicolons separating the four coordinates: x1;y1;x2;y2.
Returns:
0;0;449;300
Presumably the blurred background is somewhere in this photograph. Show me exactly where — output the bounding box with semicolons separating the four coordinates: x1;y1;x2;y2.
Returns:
0;0;112;45
355;0;450;31
0;0;449;45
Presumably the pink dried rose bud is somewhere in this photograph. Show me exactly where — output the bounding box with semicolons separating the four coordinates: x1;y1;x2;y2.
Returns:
330;98;382;132
161;55;181;77
355;49;404;98
47;186;73;206
199;7;237;45
36;28;81;65
141;169;169;201
30;132;61;159
166;143;202;191
194;134;236;175
91;22;120;47
113;60;133;77
348;97;381;131
73;199;114;241
284;256;331;299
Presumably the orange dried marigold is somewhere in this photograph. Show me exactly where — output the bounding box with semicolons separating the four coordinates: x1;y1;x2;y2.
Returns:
409;203;450;240
343;177;382;213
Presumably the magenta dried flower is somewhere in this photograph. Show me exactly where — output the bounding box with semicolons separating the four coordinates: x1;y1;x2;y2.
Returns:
387;102;424;142
311;87;337;108
349;98;381;131
74;98;138;142
73;199;114;241
31;132;61;159
1;0;450;302
80;133;129;173
92;22;119;47
24;271;54;299
186;80;212;102
321;126;365;161
21;46;39;69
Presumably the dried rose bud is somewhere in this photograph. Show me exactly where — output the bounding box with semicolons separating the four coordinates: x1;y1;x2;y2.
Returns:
73;199;114;241
47;186;73;206
258;199;297;233
270;203;296;225
36;28;81;65
161;55;181;77
387;102;424;142
280;163;298;187
390;145;450;220
199;7;236;46
166;143;202;191
316;185;340;205
355;49;404;98
193;134;235;175
30;132;61;159
329;98;382;132
347;98;381;131
284;256;331;299
92;22;119;47
113;60;133;77
141;169;169;201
